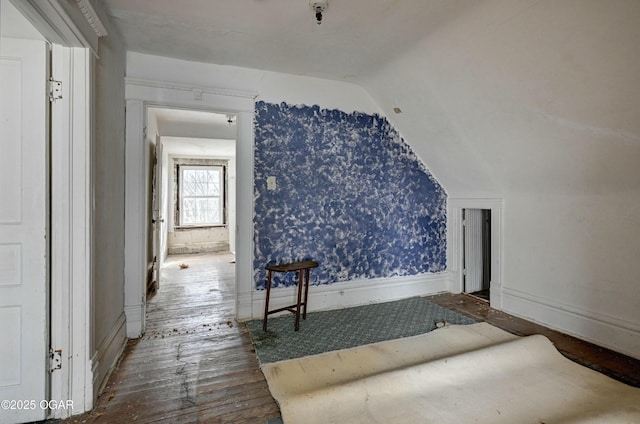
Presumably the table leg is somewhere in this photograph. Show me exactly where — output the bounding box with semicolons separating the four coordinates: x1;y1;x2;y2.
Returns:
263;270;272;331
303;268;311;320
294;269;304;331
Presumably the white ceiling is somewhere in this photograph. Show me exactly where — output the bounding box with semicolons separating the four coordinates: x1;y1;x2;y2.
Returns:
149;107;237;139
102;0;473;141
162;136;236;158
147;107;236;156
100;0;471;81
102;0;640;197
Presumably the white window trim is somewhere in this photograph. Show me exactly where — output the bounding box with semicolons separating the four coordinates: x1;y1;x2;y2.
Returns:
178;165;225;227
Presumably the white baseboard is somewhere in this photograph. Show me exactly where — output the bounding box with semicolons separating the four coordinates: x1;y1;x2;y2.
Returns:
244;272;452;321
502;287;640;360
236;291;254;321
167;241;229;255
91;312;127;400
124;304;144;338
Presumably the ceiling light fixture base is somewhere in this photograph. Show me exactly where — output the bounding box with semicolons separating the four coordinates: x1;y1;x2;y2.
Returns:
309;0;328;25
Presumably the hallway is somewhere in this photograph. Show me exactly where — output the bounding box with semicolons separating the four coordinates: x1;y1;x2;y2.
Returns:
69;253;279;423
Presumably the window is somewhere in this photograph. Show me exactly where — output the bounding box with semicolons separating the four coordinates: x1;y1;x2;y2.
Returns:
179;165;224;226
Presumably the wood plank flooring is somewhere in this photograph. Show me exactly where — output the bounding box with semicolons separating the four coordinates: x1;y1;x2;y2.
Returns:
54;253;640;424
59;253;280;424
428;292;640;387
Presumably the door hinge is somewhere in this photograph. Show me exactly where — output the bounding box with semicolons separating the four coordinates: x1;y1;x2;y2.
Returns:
48;78;63;102
49;348;62;372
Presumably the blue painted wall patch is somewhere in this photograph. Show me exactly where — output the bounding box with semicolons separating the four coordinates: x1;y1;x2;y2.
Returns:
253;101;447;289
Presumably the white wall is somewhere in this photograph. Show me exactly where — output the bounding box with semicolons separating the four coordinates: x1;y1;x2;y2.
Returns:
363;0;640;198
125;0;640;359
91;9;128;397
159;137;236;256
126;52;382;115
501;192;640;357
363;0;640;358
125;53;449;324
165;155;233;255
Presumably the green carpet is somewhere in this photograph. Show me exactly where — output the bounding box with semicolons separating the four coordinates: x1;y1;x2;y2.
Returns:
246;296;475;364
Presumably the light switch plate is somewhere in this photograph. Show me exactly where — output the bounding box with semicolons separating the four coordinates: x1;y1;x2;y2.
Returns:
267;176;277;190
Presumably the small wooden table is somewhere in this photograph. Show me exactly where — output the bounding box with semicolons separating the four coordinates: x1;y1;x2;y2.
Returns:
263;260;319;331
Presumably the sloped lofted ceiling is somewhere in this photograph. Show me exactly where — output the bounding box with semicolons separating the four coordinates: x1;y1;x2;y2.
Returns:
100;0;473;81
361;0;640;196
101;0;640;196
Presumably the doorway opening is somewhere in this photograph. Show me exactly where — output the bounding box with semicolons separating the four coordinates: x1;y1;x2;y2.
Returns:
463;208;491;302
125;81;255;339
146;106;237;300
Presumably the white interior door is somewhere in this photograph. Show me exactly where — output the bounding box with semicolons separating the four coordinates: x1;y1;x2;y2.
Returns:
463;209;484;293
152;137;164;288
0;37;49;423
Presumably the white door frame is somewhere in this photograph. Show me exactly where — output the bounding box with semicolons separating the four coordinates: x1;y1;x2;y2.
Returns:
10;0;95;418
448;198;503;309
49;44;93;418
124;79;256;338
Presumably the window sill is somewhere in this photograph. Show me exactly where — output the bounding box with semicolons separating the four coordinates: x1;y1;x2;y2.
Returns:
175;225;227;231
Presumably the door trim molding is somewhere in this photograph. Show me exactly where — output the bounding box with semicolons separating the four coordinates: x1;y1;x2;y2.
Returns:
49;44;93;419
124;78;256;337
10;0;100;53
448;198;503;309
17;2;95;417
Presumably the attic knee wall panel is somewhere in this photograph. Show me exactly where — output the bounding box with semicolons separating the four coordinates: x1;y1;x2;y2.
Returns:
253;102;447;289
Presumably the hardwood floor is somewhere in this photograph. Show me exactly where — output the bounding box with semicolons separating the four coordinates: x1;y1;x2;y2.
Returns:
53;254;639;423
428;292;640;387
59;253;280;424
